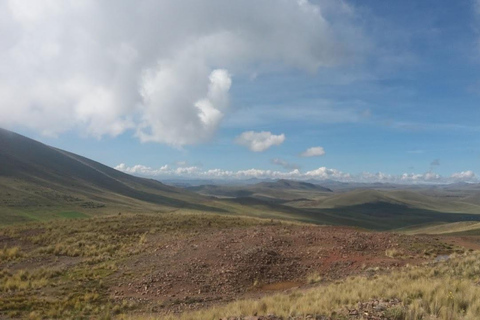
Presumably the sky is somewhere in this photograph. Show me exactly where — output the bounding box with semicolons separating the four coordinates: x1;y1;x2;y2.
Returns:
1;0;480;183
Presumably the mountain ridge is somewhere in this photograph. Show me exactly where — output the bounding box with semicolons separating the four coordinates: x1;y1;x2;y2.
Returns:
0;128;222;224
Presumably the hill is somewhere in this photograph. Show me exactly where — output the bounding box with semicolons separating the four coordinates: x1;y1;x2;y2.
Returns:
400;221;480;236
289;188;480;214
187;179;332;201
0;128;221;224
188;182;480;230
2;128;480;231
255;179;332;192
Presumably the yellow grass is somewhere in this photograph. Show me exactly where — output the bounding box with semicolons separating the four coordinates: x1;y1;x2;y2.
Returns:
0;246;22;261
306;272;323;284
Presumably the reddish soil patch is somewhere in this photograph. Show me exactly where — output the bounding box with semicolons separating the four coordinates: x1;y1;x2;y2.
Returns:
109;224;454;314
443;236;480;251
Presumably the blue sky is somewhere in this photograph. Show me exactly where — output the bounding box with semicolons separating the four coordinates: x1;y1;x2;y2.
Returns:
2;0;480;183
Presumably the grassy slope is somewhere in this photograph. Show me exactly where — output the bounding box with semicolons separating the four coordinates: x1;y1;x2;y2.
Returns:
0;212;473;320
220;196;480;231
188;180;333;202
188;181;480;230
3;127;480;230
289;188;480;214
317;202;480;231
0;212;290;319
401;221;480;236
0;128;229;225
184;182;480;230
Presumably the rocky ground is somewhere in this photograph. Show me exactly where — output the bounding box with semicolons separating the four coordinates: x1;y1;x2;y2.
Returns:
1;214;476;318
109;223;462;314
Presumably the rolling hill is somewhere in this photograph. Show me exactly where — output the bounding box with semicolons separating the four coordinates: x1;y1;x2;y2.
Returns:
288;188;480;214
188;180;480;230
187;179;333;201
255;179;333;192
399;221;480;236
0;128;223;224
2;127;480;230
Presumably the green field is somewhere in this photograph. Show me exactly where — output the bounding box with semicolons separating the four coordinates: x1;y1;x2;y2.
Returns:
56;211;89;219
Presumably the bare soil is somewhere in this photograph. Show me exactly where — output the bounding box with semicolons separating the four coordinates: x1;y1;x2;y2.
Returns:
108;224;464;315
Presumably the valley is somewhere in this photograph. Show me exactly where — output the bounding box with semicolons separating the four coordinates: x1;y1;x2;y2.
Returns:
2;129;480;319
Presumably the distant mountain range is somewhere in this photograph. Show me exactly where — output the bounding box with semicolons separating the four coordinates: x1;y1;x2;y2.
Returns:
255;179;333;192
2;127;480;230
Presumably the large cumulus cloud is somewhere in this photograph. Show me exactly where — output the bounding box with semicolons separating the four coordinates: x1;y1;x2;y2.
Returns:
0;0;365;145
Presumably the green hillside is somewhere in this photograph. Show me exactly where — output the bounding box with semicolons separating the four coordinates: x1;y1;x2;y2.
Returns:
0;128;224;224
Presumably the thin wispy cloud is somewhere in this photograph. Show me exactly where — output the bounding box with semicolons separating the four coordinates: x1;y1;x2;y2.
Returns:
271;158;300;170
223;101;370;129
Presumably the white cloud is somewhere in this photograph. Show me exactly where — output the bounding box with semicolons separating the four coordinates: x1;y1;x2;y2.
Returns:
115;163;170;176
235;131;285;152
115;163;478;184
359;171;394;182
0;0;366;146
301;146;326;157
137;68;231;145
305;167;350;179
175;166;201;175
451;170;476;181
400;172;441;183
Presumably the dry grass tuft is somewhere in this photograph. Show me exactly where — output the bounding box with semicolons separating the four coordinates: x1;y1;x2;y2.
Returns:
0;246;22;261
385;248;404;259
306;272;323;284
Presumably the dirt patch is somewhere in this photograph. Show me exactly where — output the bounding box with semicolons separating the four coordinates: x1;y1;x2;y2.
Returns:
109;225;454;314
0;214;471;318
